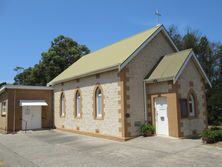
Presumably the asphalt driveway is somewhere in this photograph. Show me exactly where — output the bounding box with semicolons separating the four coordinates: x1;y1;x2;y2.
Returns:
0;130;221;167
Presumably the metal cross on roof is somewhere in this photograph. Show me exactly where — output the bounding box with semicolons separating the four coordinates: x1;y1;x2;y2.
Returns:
155;10;161;25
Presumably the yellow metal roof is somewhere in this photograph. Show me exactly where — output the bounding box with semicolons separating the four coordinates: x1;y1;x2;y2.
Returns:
49;25;161;85
145;49;192;82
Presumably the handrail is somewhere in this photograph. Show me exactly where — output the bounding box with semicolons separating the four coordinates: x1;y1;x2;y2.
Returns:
20;119;27;133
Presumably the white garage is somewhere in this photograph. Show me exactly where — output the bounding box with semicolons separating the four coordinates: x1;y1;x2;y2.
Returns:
20;100;48;131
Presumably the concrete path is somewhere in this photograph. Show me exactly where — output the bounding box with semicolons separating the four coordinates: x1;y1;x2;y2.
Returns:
0;130;221;167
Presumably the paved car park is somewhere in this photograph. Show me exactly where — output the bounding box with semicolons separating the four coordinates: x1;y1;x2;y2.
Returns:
0;130;221;167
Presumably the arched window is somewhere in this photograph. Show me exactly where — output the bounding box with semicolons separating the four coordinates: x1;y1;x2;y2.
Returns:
188;94;195;117
95;88;102;118
60;93;65;117
75;90;81;117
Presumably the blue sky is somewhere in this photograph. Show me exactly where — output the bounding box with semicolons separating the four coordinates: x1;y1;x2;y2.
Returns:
0;0;222;83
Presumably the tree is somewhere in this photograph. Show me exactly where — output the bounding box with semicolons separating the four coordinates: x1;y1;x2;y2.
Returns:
168;25;183;50
14;66;24;73
207;45;222;125
0;82;7;87
197;37;215;81
182;29;200;54
14;35;90;86
14;66;25;85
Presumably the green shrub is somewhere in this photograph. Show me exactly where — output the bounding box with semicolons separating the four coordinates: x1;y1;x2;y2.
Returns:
210;126;221;131
201;129;222;143
217;130;222;141
140;124;155;137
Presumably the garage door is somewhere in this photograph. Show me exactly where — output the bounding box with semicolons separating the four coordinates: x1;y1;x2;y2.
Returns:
22;106;42;130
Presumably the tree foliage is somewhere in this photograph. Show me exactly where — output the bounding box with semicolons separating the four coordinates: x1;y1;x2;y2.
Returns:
14;35;90;86
0;82;7;88
168;25;222;125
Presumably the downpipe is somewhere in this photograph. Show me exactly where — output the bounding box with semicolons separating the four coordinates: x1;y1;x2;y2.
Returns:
143;81;148;123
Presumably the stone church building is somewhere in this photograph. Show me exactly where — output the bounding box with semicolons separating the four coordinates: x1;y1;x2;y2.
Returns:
48;25;211;141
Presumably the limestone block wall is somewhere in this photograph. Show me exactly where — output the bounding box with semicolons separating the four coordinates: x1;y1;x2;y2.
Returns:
53;70;122;137
147;82;172;95
177;60;207;137
125;32;175;136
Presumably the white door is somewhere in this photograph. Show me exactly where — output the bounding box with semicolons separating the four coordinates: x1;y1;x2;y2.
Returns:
22;106;42;130
155;97;169;136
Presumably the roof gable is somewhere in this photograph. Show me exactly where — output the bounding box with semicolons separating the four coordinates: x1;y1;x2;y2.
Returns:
145;49;212;87
175;51;212;87
48;25;178;86
145;49;192;83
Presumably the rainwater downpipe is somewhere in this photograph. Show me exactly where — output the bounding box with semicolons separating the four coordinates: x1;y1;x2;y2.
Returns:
143;81;148;123
13;89;16;133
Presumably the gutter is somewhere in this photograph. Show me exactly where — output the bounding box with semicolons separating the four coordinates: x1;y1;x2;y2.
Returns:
49;64;119;86
0;86;6;94
0;86;53;94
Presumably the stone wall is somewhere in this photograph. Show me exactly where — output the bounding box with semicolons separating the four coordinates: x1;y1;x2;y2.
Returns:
53;70;122;137
177;59;207;137
124;32;175;136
